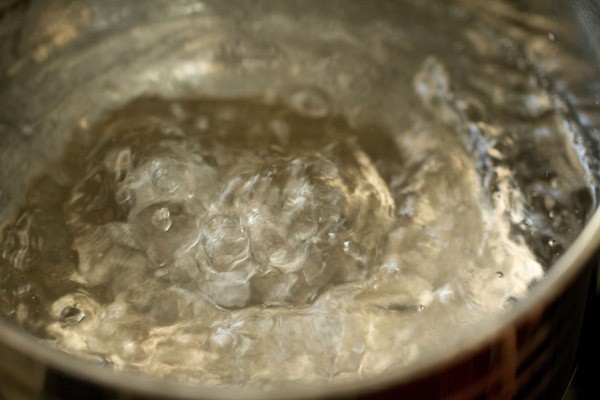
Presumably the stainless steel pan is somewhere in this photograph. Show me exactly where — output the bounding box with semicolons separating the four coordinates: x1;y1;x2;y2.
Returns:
0;1;599;399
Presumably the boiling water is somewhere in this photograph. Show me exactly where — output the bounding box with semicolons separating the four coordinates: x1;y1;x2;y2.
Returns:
0;0;596;388
0;90;555;383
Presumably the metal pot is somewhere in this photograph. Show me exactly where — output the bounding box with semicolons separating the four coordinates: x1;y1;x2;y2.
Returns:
0;1;598;399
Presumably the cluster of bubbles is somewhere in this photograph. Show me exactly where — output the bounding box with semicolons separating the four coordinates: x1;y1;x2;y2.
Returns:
6;34;591;382
64;93;394;312
0;80;554;384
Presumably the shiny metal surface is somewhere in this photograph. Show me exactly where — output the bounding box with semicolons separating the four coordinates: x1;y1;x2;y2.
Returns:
0;0;599;398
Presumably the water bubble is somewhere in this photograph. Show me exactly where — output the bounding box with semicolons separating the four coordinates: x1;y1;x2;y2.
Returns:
252;272;299;306
548;239;557;247
60;306;85;325
268;245;306;273
131;202;200;266
152;165;180;194
151;207;172;232
50;293;100;332
289;212;318;241
202;214;248;272
208;280;251;309
145;288;182;325
289;88;330;118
